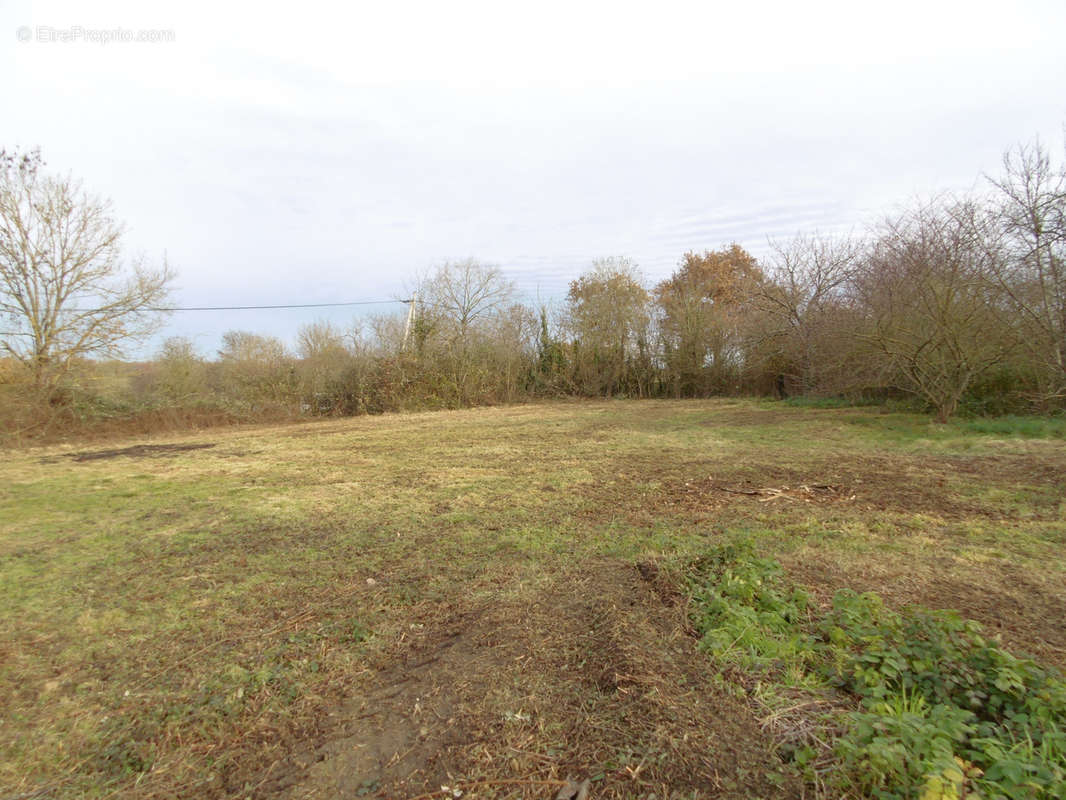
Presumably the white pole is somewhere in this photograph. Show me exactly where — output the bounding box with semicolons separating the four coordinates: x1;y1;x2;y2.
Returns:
401;291;417;351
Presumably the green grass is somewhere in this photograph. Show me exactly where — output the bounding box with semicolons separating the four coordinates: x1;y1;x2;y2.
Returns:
1;399;1064;798
782;395;885;410
960;414;1066;439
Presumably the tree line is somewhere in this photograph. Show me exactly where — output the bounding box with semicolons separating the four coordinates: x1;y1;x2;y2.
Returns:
2;136;1065;439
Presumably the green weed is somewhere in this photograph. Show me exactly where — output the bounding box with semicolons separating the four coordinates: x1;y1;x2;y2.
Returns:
686;542;1066;799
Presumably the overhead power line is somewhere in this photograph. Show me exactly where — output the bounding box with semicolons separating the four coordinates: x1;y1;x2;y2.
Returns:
45;295;538;314
150;299;410;311
2;292;546;325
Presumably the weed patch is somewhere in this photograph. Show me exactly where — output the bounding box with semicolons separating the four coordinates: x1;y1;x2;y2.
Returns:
686;541;1066;799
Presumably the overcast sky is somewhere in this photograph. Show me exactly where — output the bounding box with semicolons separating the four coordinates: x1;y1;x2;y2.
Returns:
5;0;1066;356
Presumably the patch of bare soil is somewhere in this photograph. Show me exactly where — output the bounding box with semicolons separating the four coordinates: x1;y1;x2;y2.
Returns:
849;452;1066;520
667;478;853;510
264;562;799;799
644;451;1066;521
48;443;217;462
782;558;1066;671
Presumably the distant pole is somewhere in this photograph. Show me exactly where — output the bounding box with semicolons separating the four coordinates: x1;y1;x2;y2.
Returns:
401;292;417;351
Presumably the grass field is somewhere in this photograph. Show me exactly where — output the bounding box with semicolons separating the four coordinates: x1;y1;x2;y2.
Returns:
2;399;1065;799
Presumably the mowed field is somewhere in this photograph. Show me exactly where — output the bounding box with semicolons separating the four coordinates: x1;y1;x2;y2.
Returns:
3;399;1065;799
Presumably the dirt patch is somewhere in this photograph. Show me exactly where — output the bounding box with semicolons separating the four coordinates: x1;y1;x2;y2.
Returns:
667;478;854;509
634;450;1066;522
54;443;216;463
635;561;687;609
851;453;1066;520
281;616;488;799
782;558;1066;671
264;561;800;799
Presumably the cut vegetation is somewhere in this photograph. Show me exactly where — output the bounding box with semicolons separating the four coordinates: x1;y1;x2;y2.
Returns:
2;399;1065;798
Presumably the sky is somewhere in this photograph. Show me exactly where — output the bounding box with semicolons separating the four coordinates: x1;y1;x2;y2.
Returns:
4;0;1066;357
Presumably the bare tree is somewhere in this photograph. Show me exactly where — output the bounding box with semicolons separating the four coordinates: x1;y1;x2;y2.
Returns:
754;233;863;395
0;149;173;395
419;258;517;339
485;302;538;402
987;138;1066;399
855;199;1013;421
416;259;517;404
296;320;351;411
0;149;172;394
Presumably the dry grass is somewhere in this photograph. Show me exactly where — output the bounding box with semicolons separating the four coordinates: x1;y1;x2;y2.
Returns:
2;399;1064;798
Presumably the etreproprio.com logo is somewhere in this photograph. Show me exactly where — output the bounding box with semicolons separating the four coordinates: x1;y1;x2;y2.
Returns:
16;25;176;44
